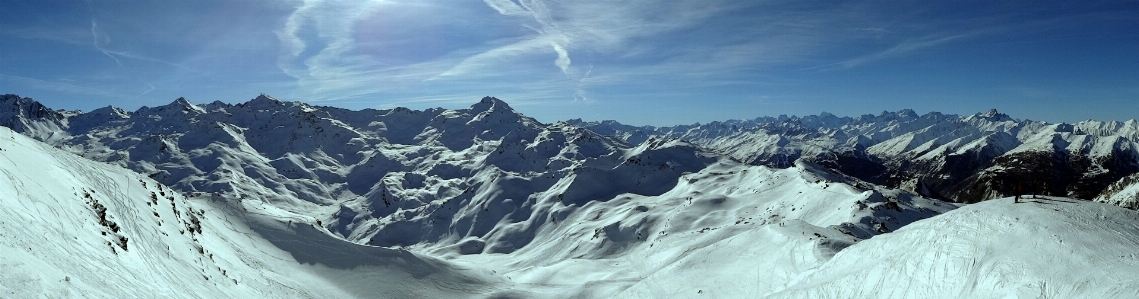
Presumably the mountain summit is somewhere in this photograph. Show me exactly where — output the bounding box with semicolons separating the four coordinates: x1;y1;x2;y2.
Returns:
967;108;1013;122
470;96;514;113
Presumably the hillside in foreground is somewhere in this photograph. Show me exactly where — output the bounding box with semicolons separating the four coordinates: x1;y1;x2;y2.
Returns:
0;126;515;298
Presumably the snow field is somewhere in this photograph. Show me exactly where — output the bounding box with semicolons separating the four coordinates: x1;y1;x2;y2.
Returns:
0;126;522;298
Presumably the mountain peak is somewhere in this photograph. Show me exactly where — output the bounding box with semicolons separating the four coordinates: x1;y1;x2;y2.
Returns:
969;108;1013;122
876;109;918;120
244;94;284;110
470;96;514;114
160;97;205;114
0;94;64;121
253;93;278;102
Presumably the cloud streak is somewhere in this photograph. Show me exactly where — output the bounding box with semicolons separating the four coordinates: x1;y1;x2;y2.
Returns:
89;20;122;67
269;0;768;106
0;73;132;101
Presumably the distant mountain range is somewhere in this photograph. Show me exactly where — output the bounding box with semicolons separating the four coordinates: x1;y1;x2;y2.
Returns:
569;108;1139;204
5;93;1139;297
3;93;1139;234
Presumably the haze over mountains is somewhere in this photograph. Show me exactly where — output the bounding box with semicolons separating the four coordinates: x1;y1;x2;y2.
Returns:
3;93;1139;298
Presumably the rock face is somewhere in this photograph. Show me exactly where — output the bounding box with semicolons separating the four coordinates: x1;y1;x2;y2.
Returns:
1095;173;1139;209
571;109;1139;204
0;94;67;141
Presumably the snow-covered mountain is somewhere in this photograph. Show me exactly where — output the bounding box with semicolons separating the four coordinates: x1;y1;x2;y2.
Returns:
0;94;732;255
570;109;1139;204
0;125;513;298
1095;173;1139;209
5;92;1139;298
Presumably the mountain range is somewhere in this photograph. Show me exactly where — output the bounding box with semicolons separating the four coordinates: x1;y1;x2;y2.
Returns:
3;93;1139;297
569;108;1139;204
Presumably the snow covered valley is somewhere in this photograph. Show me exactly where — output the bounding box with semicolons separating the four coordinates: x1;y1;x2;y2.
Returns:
4;93;1139;298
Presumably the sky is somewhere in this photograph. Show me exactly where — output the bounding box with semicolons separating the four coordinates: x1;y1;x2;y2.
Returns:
1;0;1137;126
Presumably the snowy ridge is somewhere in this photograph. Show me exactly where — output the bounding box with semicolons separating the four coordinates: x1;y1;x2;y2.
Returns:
574;109;1139;204
0;94;730;255
1096;173;1139;209
0;94;67;142
0;100;961;297
449;160;956;297
0;126;518;298
769;197;1139;298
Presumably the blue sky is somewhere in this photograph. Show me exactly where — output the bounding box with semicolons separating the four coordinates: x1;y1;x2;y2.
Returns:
1;1;1137;126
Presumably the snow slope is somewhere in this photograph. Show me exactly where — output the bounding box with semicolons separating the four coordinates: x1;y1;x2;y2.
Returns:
0;94;731;257
446;160;956;297
771;197;1139;298
0;126;519;298
0;117;961;298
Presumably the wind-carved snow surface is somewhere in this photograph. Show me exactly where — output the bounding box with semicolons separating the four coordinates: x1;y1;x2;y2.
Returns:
4;93;1139;297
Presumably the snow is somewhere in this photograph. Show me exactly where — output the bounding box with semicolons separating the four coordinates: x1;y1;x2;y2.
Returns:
578;107;1139;202
1096;173;1139;209
0;126;517;298
438;160;955;297
770;197;1139;298
0;116;960;298
4;93;1139;298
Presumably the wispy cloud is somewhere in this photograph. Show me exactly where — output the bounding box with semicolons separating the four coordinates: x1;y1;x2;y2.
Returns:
0;73;133;101
89;20;122;67
276;1;390;94
134;83;156;99
270;0;763;106
795;32;980;71
262;0;1138;113
1;27;90;46
433;0;758;104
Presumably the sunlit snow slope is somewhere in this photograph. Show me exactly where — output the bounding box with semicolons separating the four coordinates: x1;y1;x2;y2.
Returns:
771;197;1139;298
0;126;519;298
447;160;956;298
